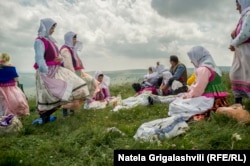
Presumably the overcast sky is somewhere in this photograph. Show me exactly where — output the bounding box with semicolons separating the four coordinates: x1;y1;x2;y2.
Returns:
0;0;239;73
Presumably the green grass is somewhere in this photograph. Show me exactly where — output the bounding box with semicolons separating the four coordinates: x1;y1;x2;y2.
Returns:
0;73;250;166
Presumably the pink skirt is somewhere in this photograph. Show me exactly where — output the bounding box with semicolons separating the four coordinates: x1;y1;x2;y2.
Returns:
0;86;30;117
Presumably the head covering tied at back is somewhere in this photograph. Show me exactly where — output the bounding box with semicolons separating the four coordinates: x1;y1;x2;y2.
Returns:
238;0;250;15
64;31;83;59
187;45;222;76
38;18;57;42
94;71;110;88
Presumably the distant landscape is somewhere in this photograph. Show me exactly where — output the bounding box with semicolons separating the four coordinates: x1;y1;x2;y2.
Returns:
18;66;231;98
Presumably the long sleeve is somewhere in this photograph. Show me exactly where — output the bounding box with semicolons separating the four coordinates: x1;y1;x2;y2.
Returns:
34;39;48;73
231;12;250;47
172;64;185;80
186;67;211;98
146;72;158;80
60;48;75;72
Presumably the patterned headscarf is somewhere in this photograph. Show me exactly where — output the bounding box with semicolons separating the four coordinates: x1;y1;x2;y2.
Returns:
37;18;57;42
187;46;222;76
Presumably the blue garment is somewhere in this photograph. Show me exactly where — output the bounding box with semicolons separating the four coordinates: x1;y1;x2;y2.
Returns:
32;116;56;125
172;64;185;80
0;66;18;83
34;39;48;73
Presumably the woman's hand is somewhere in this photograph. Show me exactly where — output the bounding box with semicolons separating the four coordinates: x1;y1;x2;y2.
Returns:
54;56;62;62
231;30;236;39
229;45;235;51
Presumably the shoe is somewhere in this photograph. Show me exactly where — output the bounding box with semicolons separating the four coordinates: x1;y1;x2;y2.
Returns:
32;118;43;125
62;109;68;117
32;116;56;125
235;97;243;105
148;96;154;105
50;115;57;122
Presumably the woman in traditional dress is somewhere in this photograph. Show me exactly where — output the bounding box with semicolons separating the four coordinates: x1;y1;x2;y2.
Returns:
92;71;111;102
157;71;173;96
0;53;29;117
229;0;250;105
60;31;97;116
142;66;159;88
168;46;228;121
33;18;89;124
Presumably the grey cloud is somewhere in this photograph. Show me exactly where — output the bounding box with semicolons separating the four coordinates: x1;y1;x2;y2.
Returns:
0;0;238;72
151;0;236;22
19;0;49;7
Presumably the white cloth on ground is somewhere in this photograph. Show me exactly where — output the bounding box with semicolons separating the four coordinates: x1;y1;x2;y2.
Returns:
133;115;189;142
168;96;214;121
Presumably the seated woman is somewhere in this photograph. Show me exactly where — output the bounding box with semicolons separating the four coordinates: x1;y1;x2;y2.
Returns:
0;53;30;117
84;71;123;110
157;71;173;96
92;71;111;102
142;66;159;88
156;61;169;86
168;46;228;121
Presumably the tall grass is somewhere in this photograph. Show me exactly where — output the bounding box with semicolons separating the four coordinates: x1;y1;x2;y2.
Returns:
0;73;249;166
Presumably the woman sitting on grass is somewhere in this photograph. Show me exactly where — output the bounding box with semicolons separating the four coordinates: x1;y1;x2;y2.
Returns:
142;66;159;88
168;46;229;121
157;71;173;96
83;71;114;110
92;71;111;102
0;53;30;117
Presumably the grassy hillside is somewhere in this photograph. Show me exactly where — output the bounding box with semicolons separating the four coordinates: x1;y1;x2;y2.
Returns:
0;73;249;166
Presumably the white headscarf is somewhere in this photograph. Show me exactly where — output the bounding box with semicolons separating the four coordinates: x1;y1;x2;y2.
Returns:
238;0;250;15
94;71;110;88
38;18;57;42
151;66;157;72
64;31;83;59
187;46;222;76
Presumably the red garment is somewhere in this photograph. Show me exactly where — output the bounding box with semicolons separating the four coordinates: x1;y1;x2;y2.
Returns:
138;86;157;95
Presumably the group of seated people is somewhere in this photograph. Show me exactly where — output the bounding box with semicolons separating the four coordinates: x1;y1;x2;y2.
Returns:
133;55;190;97
0;45;232;127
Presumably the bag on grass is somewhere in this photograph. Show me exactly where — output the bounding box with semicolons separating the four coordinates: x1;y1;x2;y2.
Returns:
0;115;23;135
